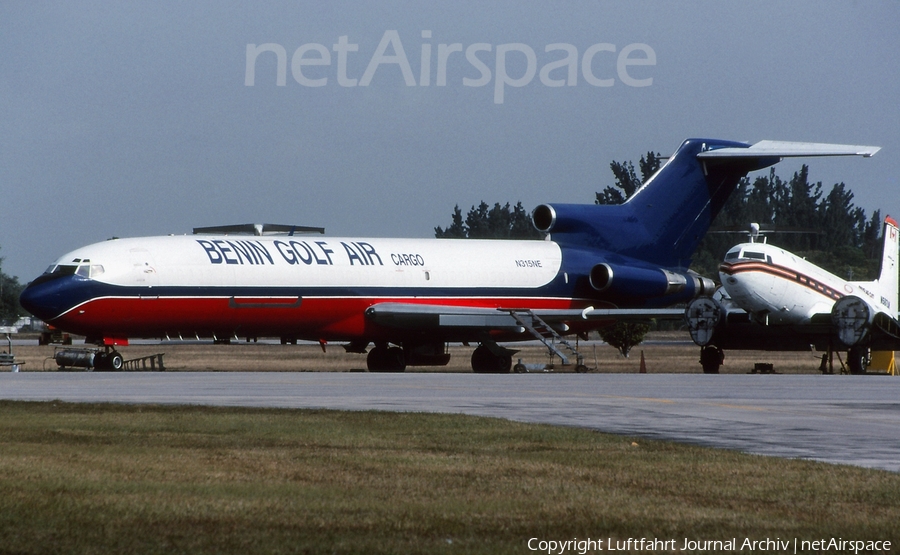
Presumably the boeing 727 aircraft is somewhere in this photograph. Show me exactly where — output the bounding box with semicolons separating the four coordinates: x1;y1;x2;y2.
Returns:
20;138;879;372
685;216;899;374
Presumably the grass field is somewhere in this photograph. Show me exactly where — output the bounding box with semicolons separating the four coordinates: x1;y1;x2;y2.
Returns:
0;401;898;555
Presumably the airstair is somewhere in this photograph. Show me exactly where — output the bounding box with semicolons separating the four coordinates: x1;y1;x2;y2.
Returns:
506;309;587;371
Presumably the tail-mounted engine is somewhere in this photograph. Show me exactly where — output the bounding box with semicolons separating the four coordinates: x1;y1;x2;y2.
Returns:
589;262;715;299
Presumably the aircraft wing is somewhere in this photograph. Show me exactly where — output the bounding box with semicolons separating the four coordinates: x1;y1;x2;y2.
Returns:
871;312;900;350
686;295;900;352
364;302;684;332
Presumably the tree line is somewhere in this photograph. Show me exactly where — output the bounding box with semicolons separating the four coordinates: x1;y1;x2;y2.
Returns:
436;152;884;281
0;250;24;323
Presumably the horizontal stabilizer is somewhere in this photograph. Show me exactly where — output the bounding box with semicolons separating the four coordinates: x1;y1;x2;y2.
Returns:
697;140;880;159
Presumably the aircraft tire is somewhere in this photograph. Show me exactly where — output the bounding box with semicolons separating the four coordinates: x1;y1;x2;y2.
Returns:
108;351;124;371
848;346;868;375
699;345;723;374
385;347;406;372
513;363;527;373
366;346;406;372
471;346;512;373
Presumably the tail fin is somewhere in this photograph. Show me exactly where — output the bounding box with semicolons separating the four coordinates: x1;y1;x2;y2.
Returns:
533;139;880;269
876;216;899;319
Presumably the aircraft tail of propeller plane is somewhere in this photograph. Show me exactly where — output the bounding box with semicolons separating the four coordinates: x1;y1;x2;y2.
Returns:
20;138;880;372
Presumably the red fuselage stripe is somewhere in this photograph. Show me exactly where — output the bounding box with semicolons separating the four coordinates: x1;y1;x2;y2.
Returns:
719;261;844;302
54;295;596;341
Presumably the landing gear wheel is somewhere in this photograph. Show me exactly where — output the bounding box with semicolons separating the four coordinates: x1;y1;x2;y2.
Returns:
94;350;124;371
367;345;406;372
471;346;512;373
699;345;723;374
513;363;527;374
108;351;124;371
848;346;869;375
575;364;590;374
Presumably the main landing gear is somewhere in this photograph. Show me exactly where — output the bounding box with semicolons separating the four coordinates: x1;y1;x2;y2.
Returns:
846;345;869;375
699;345;724;374
366;344;406;372
363;342;515;373
471;344;513;373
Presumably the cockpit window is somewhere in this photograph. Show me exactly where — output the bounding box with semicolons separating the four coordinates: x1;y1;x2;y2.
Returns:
743;251;766;260
30;261;104;286
724;249;741;261
73;262;104;278
49;265;78;277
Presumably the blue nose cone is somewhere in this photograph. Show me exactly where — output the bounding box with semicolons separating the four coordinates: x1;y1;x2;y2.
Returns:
19;276;71;321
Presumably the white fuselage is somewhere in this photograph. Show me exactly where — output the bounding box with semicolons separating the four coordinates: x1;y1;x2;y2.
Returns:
719;242;889;325
21;234;579;342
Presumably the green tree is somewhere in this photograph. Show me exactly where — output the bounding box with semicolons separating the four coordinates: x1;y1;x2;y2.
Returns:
434;205;467;238
599;322;650;358
595;152;662;205
435;201;542;239
691;164;880;281
0;248;24;322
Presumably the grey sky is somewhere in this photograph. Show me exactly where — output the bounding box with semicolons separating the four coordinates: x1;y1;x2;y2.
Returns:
2;1;898;281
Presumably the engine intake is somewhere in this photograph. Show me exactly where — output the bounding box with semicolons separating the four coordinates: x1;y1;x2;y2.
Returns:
532;204;557;233
531;203;597;234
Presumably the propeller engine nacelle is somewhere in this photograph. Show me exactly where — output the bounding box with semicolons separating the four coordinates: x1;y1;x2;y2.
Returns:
831;295;874;346
589;263;715;299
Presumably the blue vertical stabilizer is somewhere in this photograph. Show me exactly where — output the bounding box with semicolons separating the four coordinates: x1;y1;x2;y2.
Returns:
534;139;782;269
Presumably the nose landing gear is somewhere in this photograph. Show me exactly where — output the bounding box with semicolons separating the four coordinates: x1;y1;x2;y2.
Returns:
94;348;124;371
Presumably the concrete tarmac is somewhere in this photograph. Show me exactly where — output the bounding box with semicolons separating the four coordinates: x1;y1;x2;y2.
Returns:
1;372;898;472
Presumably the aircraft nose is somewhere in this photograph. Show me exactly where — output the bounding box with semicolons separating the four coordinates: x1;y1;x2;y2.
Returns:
19;278;69;321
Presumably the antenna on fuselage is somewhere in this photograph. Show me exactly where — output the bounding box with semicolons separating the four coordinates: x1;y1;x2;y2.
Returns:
709;224;821;245
749;223;762;243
